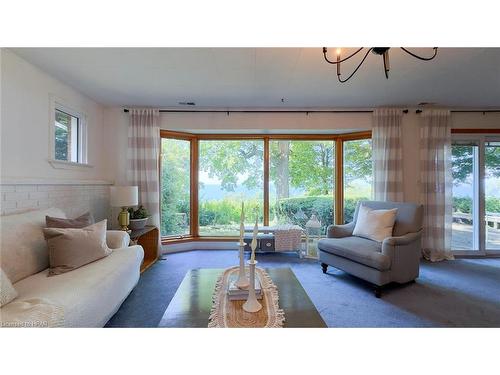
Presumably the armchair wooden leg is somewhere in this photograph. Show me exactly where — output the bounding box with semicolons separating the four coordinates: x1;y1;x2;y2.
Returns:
374;286;382;298
321;263;328;274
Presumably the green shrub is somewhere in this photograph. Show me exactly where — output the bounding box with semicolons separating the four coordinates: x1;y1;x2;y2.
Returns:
273;196;333;233
161;195;372;235
273;196;369;233
453;196;500;214
199;198;262;227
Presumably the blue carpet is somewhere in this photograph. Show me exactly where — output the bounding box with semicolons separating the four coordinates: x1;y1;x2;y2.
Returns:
105;251;500;327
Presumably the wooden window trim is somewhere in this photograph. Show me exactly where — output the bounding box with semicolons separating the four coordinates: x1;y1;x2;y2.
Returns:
160;130;371;242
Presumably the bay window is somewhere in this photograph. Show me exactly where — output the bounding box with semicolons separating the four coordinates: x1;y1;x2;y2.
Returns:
160;131;372;241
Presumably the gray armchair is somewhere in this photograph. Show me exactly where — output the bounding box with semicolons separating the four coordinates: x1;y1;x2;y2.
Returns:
318;200;423;297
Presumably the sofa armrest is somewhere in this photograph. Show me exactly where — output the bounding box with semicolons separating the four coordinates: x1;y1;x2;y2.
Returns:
106;230;130;249
326;222;355;238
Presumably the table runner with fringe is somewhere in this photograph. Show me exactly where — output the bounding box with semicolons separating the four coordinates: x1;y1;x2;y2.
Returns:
208;266;285;328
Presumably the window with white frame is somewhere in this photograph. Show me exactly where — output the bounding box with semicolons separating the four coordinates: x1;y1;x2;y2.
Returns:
51;99;88;165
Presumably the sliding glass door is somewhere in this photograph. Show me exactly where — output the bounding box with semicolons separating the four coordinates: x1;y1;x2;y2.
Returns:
451;135;500;255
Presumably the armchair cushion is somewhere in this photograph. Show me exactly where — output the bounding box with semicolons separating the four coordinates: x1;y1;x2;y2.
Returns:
352;204;398;242
318;237;391;271
353;201;423;237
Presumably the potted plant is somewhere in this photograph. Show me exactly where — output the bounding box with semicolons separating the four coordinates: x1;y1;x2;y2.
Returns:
127;205;150;230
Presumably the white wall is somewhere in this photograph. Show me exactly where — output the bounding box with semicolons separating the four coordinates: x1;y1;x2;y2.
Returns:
0;49;111;182
1;49;114;220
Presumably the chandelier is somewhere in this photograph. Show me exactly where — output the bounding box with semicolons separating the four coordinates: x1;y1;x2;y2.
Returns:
322;47;438;83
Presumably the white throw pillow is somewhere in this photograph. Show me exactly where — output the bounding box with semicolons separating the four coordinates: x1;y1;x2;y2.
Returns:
1;268;18;307
352;205;398;242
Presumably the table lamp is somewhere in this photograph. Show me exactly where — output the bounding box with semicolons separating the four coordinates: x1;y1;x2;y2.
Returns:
110;186;138;231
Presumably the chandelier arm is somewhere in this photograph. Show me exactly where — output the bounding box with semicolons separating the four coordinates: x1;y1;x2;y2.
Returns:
383;51;389;79
400;47;438;61
338;48;373;83
323;47;364;65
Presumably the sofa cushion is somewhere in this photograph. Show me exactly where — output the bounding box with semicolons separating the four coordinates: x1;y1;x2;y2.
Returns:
318;237;391;271
46;212;94;228
44;220;112;276
1;208;66;283
1;245;144;327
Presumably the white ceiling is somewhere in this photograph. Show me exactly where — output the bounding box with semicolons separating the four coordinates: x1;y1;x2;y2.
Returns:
10;47;500;108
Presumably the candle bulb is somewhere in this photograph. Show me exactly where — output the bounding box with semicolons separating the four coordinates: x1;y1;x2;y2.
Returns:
250;215;258;262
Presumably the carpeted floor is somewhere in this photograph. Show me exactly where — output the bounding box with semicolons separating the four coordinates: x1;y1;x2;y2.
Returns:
105;250;500;328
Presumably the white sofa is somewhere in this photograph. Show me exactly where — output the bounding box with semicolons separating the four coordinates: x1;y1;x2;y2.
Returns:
0;208;144;327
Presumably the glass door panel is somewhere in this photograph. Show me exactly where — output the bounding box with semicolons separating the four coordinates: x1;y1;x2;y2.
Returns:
485;141;500;250
451;143;479;250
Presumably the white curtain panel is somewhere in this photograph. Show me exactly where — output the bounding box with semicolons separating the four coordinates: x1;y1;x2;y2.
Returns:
372;108;404;202
127;109;161;237
419;109;454;262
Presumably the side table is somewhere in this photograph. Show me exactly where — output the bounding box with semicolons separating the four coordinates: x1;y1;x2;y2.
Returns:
129;226;159;273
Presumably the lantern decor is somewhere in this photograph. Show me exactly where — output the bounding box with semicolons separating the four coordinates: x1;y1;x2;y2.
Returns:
243;216;262;313
235;202;250;289
305;213;322;258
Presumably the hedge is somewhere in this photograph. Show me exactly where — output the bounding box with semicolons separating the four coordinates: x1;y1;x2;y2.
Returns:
162;195;372;235
162;195;500;235
453;196;500;214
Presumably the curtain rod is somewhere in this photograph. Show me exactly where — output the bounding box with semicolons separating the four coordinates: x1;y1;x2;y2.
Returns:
123;109;377;114
415;109;500;114
123;108;500;114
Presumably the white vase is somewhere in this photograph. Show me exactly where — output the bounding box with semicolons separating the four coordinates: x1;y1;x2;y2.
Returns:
243;260;262;313
235;242;249;289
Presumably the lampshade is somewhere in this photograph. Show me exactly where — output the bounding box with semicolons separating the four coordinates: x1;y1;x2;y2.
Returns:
110;186;138;207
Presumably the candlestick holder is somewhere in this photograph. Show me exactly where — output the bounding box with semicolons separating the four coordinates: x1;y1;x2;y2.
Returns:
235;241;249;289
242;260;262;313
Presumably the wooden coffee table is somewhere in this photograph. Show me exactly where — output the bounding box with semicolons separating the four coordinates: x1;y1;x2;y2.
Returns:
158;267;327;328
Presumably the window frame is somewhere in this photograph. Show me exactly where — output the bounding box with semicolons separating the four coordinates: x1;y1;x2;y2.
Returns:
49;96;90;169
160;130;372;243
451;130;500;256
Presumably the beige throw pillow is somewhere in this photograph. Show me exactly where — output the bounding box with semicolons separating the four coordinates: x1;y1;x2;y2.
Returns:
46;212;94;228
43;220;112;276
1;268;18;307
352;205;398;243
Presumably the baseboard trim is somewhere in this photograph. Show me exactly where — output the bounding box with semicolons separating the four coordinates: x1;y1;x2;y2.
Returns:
162;241;240;254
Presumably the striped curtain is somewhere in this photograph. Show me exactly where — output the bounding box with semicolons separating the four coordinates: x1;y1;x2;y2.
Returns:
419;109;454;262
127;109;161;237
372;108;404;201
